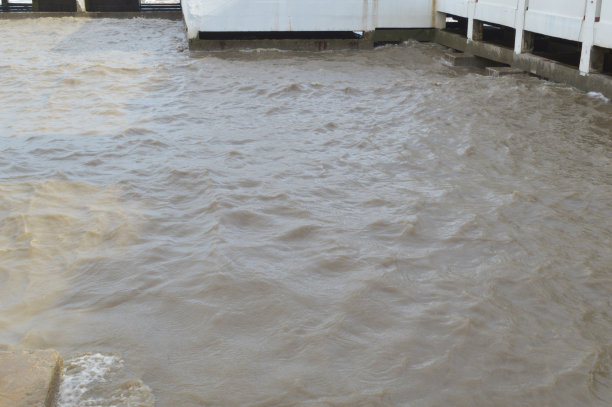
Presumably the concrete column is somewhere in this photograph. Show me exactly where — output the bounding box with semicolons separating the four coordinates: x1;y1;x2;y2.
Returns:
434;11;446;30
514;0;529;54
1;0;8;11
579;0;601;74
472;19;484;41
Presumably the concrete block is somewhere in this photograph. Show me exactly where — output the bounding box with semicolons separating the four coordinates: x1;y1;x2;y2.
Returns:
0;350;62;407
486;67;525;77
444;52;489;68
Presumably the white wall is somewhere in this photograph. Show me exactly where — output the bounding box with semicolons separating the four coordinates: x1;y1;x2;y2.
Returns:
524;0;587;41
595;1;612;48
183;0;434;40
474;0;518;28
436;0;468;18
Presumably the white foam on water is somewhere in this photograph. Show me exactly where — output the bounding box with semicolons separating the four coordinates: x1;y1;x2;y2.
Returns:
58;353;154;407
587;91;610;102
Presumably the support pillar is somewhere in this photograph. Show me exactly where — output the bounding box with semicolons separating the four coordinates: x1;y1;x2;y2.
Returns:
467;0;477;40
579;0;601;74
471;19;483;41
1;0;8;12
514;0;529;54
434;11;446;30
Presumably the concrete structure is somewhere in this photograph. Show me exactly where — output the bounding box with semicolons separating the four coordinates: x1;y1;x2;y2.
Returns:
182;0;434;43
0;350;62;407
180;0;612;97
1;1;611;96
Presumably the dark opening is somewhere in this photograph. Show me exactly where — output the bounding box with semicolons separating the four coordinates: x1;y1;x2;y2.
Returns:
198;31;364;41
531;33;582;68
85;0;139;12
444;15;468;37
33;0;76;12
1;0;33;12
481;22;515;49
140;0;180;11
593;46;612;76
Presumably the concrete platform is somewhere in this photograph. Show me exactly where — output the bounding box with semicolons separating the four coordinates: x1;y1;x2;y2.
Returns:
434;29;612;99
444;52;489;68
486;66;525;77
0;350;62;407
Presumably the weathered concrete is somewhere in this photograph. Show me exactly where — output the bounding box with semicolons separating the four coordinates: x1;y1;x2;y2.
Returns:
188;28;435;51
0;350;62;407
486;66;525;77
190;37;374;52
371;28;435;43
435;29;612;99
444;52;491;68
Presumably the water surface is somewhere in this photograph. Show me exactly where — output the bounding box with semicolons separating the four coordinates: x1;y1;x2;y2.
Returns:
1;17;611;407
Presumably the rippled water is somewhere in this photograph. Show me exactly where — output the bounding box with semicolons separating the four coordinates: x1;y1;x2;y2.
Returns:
1;17;612;407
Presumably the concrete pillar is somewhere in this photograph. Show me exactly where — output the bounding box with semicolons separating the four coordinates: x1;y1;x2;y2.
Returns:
1;0;8;11
579;0;601;74
434;11;446;30
467;0;477;40
472;19;484;41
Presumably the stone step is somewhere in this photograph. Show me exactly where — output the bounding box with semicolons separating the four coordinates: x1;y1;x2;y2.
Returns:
0;350;62;407
486;66;525;77
444;52;489;68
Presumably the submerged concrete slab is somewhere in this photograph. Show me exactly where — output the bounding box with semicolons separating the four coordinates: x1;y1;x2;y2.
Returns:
0;350;62;407
444;52;489;67
486;66;525;77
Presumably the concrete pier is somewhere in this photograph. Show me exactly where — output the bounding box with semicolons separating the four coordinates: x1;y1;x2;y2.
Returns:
0;350;62;407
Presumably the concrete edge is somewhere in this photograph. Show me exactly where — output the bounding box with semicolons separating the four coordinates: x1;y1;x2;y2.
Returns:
0;349;63;407
46;354;63;407
189;37;373;52
188;28;435;51
434;30;612;99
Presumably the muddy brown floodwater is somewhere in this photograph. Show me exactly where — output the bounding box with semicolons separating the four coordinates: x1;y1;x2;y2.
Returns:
1;17;611;407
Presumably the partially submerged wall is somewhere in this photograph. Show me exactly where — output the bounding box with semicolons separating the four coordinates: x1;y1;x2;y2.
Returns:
182;0;434;40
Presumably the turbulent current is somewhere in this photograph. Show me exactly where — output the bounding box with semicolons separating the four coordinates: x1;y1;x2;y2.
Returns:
1;17;611;407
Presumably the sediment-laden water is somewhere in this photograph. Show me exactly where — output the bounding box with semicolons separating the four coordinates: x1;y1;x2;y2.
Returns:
1;17;611;407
